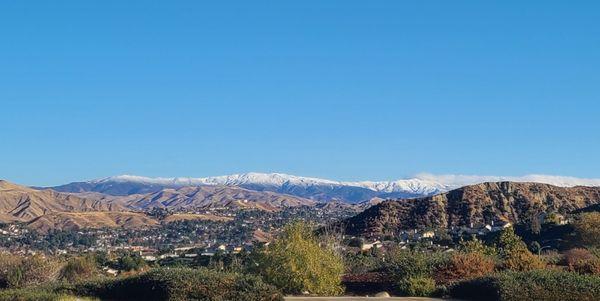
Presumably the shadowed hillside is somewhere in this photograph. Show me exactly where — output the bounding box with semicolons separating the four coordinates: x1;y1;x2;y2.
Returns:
342;182;600;236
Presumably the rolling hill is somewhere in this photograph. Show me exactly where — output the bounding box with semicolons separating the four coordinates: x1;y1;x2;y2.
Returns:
122;185;315;211
0;179;317;232
0;180;126;222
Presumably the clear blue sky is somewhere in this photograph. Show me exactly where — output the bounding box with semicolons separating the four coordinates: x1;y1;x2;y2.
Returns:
1;1;599;186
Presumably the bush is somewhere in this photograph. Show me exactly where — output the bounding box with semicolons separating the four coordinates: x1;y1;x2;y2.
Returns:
435;252;496;284
573;212;600;247
383;249;445;280
0;255;62;289
573;258;600;275
0;288;93;301
399;276;436;297
459;237;498;257
254;222;344;295
563;248;596;267
61;267;282;301
497;227;545;271
343;253;383;274
449;269;600;301
502;250;545;271
60;256;98;283
118;254;147;272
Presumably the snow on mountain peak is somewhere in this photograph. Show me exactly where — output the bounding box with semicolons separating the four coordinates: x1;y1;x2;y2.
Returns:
90;172;600;196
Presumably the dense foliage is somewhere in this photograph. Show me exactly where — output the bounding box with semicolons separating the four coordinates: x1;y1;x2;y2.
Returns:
64;268;281;301
573;212;600;247
450;270;600;301
253;222;344;296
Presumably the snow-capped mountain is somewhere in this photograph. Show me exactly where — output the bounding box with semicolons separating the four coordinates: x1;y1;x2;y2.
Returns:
49;172;600;204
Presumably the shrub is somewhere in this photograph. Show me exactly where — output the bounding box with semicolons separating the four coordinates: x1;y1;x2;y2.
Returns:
399;276;436;297
573;212;600;247
435;252;496;284
449;269;600;301
341;272;394;295
540;250;562;266
118;254;147;272
0;255;62;289
562;248;596;268
502;250;545;271
343;253;383;274
254;222;344;295
383;249;445;280
0;253;23;288
61;267;282;301
497;227;545;271
459;237;498;257
0;288;93;301
60;256;98;283
573;258;600;275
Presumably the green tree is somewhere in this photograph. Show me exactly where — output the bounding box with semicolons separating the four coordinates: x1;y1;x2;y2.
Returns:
573;212;600;247
254;222;344;295
497;227;544;271
118;254;147;272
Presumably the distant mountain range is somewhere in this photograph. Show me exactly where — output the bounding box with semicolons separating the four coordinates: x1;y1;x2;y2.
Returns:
341;182;600;236
49;172;600;203
0;179;314;232
4;172;600;233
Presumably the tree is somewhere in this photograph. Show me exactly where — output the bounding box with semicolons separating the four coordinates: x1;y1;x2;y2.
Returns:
118;254;147;272
573;212;600;247
459;236;497;257
254;222;344;295
497;227;544;271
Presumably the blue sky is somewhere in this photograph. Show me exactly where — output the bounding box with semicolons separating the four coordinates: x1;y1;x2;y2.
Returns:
1;1;599;186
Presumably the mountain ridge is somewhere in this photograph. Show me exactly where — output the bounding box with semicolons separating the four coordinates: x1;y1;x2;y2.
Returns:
341;181;600;236
48;172;600;203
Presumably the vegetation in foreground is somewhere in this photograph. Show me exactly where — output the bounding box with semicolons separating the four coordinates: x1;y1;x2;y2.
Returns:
1;212;600;300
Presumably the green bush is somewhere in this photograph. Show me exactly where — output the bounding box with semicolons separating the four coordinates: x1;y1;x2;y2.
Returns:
254;222;344;295
117;254;147;272
497;227;545;271
61;267;282;301
449;269;600;301
382;249;446;296
0;288;95;301
399;276;436;297
383;249;445;280
60;256;98;283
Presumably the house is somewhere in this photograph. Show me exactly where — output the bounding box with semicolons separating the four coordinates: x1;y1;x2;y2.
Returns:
491;221;512;232
361;240;381;252
103;267;119;276
420;231;435;239
142;255;157;261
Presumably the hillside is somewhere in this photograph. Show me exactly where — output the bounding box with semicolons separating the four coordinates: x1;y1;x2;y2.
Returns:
342;182;600;236
0;180;126;222
122;185;315;210
26;212;232;233
26;211;160;233
0;180;246;232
